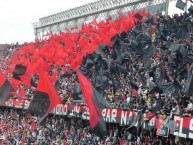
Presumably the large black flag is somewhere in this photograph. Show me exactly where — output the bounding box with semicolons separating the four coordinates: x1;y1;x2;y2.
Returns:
12;64;31;86
184;67;193;97
0;71;14;105
76;70;106;138
176;0;186;11
72;81;83;102
151;100;165;113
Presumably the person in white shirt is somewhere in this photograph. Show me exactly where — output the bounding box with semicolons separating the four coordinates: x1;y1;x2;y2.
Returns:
187;100;193;110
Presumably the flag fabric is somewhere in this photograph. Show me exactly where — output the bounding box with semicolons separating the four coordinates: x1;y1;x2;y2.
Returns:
3;10;142;90
151;100;164;113
12;64;27;79
12;64;31;87
120;139;127;145
144;114;155;122
76;70;106;138
0;71;14;105
156;117;169;137
28;70;61;123
30;116;36;132
134;13;143;20
184;67;193;97
70;25;78;30
176;0;186;10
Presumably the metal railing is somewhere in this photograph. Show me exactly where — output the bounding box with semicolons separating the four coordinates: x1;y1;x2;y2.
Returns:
33;0;177;39
33;0;155;29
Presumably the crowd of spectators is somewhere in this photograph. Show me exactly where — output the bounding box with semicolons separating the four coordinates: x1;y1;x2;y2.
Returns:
54;8;193;119
87;9;193;117
0;107;193;145
0;6;193;144
0;43;20;72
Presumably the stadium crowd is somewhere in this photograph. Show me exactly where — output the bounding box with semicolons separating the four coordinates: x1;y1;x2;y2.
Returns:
0;107;192;145
0;5;193;145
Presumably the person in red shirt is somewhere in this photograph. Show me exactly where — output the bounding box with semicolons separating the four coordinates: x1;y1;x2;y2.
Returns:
144;135;149;145
63;139;68;145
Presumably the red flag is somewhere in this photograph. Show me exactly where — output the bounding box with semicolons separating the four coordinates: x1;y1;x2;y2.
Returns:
19;74;31;87
19;87;26;99
76;70;106;138
30;116;36;132
9;78;24;90
70;25;78;30
65;28;70;32
89;18;97;26
120;140;127;145
156;118;164;135
0;71;6;87
44;32;51;37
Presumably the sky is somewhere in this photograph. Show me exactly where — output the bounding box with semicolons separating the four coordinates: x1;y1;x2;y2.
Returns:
0;0;98;44
0;0;192;44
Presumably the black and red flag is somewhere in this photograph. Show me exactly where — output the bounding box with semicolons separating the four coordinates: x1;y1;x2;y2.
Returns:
0;71;14;105
28;70;61;123
76;70;106;138
12;64;27;79
12;64;31;86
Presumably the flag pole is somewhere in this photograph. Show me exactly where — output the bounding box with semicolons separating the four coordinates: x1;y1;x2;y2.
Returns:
185;0;188;12
165;0;169;16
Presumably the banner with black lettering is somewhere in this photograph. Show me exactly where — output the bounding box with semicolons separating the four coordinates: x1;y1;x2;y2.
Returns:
3;100;193;140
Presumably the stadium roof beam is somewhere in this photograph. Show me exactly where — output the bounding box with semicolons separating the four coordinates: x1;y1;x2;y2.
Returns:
33;0;175;39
